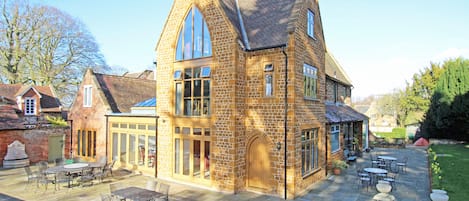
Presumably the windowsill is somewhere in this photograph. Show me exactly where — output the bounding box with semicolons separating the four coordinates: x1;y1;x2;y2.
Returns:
302;168;321;179
304;97;320;102
331;149;340;154
308;35;317;41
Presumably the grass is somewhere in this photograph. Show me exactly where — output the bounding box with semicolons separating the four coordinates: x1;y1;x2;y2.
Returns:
428;144;469;200
375;127;406;139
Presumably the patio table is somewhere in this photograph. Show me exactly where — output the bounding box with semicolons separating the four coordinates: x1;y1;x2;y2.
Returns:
45;163;89;188
112;186;166;201
364;168;388;184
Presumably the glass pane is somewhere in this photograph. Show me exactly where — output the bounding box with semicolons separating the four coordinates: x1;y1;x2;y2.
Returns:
265;74;273;96
93;131;96;157
120;123;127;129
193;98;201;116
174;139;180;174
182;127;190;135
148;136;156;168
203;21;212;57
81;132;86;156
194;80;202;97
203;80;210;97
194;67;201;78
193;128;202;135
77;130;81;156
201;67;211;77
138;135;145;166
138;125;146;130
184;68;192;79
129;124;136;129
175;127;181;134
176;32;183;60
183;10;193;60
183;139;190;175
120;133;127;163
184;81;191;97
112;123;118;128
148;125;156;131
204;141;210;179
176;83;182;115
193;140;201;177
194;9;203;58
112;133;118;161
203;98;210;115
204;128;210;136
129;134;136;165
184;99;192;116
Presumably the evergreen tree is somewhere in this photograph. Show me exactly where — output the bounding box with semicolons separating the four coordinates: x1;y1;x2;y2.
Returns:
421;57;469;141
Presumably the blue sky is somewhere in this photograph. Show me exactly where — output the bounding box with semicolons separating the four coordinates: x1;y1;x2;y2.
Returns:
34;0;469;98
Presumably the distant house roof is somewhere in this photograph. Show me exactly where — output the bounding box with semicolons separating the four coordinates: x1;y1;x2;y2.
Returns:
0;84;61;112
134;97;156;107
94;71;156;113
122;70;155;80
325;51;353;86
218;0;300;50
325;101;368;123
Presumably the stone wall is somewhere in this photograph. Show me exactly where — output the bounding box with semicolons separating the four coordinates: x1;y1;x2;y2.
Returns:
0;127;71;167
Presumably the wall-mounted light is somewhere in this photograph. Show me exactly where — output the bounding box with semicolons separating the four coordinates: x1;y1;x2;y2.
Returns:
276;142;282;151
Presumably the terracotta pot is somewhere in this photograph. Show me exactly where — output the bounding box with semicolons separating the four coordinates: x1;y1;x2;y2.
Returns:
333;168;341;175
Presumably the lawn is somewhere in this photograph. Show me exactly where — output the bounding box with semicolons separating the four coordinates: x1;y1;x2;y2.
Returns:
428;144;469;200
375;128;406;139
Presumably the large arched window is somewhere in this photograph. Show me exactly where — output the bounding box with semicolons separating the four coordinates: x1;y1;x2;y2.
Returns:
176;7;212;61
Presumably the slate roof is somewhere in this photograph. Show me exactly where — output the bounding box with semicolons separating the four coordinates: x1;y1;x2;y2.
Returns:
0;105;25;130
325;101;368;123
325;51;353;86
220;0;300;50
94;72;156;113
122;70;155;80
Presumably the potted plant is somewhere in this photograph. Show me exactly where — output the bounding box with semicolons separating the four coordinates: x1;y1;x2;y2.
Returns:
331;160;349;175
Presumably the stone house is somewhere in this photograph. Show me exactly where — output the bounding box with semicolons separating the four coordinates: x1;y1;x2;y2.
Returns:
155;0;329;198
324;51;369;164
67;69;156;167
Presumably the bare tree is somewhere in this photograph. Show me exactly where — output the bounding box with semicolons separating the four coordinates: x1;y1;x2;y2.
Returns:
0;0;106;105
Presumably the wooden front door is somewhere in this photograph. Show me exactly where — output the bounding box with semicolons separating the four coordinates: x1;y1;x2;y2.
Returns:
247;137;271;191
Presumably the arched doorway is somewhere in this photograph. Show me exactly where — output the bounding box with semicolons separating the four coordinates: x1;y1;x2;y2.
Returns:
247;136;272;191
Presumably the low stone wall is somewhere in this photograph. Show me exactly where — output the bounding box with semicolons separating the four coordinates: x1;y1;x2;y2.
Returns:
0;127;71;167
371;138;406;149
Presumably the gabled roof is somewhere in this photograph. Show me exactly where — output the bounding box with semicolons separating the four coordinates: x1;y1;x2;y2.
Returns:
94;72;156;113
325;101;368;123
325;51;353;86
220;0;300;50
0;84;61;112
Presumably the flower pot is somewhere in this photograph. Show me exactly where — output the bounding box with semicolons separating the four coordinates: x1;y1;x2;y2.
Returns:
333;167;341;175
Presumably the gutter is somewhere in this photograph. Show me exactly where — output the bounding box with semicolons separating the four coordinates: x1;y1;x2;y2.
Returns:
281;45;288;200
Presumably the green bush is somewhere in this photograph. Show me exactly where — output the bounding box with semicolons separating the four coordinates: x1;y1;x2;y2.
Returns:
46;116;68;127
375;127;406;139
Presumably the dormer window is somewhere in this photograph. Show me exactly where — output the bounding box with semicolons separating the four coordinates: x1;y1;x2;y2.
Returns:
176;7;212;61
24;97;36;115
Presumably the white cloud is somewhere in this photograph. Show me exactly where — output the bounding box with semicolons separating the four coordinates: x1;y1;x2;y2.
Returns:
431;48;469;63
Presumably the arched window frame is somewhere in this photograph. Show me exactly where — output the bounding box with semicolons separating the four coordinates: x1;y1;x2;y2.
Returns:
176;6;212;61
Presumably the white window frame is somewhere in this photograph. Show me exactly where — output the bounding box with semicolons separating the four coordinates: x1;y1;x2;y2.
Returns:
331;124;340;153
24;97;36;115
307;10;315;39
83;85;92;107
